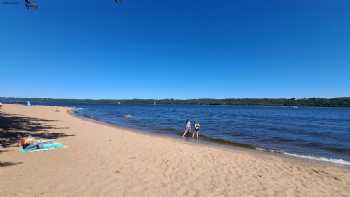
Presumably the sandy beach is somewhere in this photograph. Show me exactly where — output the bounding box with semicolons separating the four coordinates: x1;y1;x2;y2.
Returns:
0;104;349;197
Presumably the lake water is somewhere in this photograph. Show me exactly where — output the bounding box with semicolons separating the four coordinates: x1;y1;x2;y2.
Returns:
73;104;350;165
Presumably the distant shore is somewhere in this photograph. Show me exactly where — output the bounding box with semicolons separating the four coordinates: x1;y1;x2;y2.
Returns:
1;97;350;107
1;104;350;197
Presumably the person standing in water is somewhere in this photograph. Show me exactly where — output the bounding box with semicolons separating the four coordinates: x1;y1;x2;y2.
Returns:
182;119;192;137
193;121;200;139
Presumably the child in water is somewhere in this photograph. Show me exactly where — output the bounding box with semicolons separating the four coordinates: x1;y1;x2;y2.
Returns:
182;119;192;137
193;121;200;139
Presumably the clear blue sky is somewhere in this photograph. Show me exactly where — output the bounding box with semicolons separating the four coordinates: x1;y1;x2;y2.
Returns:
1;0;349;99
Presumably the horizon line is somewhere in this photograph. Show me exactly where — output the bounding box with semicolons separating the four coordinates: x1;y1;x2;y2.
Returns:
1;96;349;100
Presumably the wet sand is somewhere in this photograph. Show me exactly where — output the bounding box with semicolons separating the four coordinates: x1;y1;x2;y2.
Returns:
0;104;349;197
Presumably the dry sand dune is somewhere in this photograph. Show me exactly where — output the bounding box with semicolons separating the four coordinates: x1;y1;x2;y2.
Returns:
0;104;349;197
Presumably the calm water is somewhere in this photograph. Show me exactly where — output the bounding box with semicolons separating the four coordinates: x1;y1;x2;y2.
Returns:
74;104;350;165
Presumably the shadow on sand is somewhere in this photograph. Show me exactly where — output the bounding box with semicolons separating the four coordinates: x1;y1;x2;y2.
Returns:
0;161;24;167
0;111;74;167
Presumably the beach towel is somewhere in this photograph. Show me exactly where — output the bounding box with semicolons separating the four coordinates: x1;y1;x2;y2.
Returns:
20;141;65;153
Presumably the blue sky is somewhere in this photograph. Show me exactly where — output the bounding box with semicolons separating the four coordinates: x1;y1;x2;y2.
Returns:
1;0;349;99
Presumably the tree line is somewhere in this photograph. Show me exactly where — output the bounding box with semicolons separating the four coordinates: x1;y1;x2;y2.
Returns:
1;97;350;107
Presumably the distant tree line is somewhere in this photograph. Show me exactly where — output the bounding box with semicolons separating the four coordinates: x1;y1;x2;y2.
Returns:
1;97;350;107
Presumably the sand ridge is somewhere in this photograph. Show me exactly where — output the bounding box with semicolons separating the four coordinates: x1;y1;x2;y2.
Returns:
0;104;349;197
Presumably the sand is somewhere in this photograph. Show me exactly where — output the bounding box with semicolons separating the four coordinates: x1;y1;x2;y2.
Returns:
0;104;349;197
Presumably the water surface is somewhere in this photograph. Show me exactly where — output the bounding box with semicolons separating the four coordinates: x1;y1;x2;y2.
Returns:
74;104;350;165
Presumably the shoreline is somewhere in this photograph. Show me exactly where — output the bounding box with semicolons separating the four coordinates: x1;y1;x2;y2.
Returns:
70;107;350;168
1;97;350;108
1;104;350;197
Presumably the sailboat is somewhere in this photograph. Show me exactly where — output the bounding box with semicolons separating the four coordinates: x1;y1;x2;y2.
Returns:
153;97;159;105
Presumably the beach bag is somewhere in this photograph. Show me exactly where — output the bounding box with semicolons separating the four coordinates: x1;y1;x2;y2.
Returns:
19;138;29;147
